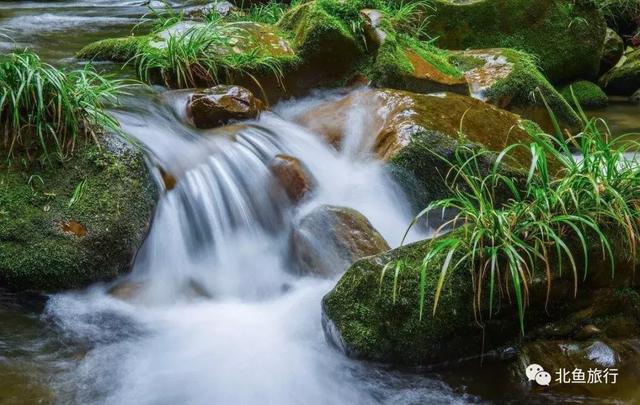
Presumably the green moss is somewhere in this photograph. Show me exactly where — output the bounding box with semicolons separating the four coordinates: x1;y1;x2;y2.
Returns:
277;1;365;74
482;49;581;131
322;231;477;364
560;80;609;109
368;32;464;90
426;0;607;83
0;138;156;291
77;36;151;62
600;48;640;96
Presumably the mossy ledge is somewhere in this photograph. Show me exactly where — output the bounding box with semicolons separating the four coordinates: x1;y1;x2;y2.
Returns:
0;136;157;291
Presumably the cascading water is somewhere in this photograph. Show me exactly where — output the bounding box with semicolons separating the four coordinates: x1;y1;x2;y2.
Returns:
42;88;469;404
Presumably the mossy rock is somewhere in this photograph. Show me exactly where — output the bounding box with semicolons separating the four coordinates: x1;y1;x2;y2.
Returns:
601;27;624;74
426;0;607;83
276;0;365;86
322;226;639;365
600;47;640;96
452;48;582;133
322;231;477;364
77;21;298;93
76;35;150;62
296;88;538;207
0;136;156;291
560;80;609;109
359;8;467;94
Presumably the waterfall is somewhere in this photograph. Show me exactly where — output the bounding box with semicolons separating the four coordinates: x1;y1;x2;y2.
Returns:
44;89;463;404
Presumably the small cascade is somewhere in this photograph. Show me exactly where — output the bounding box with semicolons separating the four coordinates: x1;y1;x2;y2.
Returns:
42;90;457;404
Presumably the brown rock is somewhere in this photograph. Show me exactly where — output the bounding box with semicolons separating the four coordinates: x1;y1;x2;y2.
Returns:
292;205;390;277
159;167;177;191
296;88;535;167
269;154;314;203
186;85;265;129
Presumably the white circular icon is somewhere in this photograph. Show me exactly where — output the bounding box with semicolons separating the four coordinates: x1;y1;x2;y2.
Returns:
535;371;552;386
525;363;544;381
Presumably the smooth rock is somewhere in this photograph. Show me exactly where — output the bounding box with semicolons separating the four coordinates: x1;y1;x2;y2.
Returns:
186;85;264;129
291;205;389;277
269;154;314;203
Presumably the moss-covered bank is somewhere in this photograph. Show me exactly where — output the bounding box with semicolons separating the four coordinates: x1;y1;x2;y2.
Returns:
0;137;156;291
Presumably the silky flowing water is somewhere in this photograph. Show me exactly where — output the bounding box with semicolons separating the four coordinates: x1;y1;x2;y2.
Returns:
1;2;638;404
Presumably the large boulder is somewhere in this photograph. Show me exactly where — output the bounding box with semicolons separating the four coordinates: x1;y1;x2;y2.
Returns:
291;205;389;277
276;1;365;91
600;47;640;96
426;0;608;83
0;137;156;291
322;227;638;365
186;85;265;129
296;88;538;205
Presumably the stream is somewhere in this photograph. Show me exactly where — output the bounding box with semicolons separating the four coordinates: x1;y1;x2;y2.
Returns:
1;1;639;404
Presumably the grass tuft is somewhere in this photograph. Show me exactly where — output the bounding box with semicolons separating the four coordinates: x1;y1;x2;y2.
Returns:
390;106;640;334
0;51;127;164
